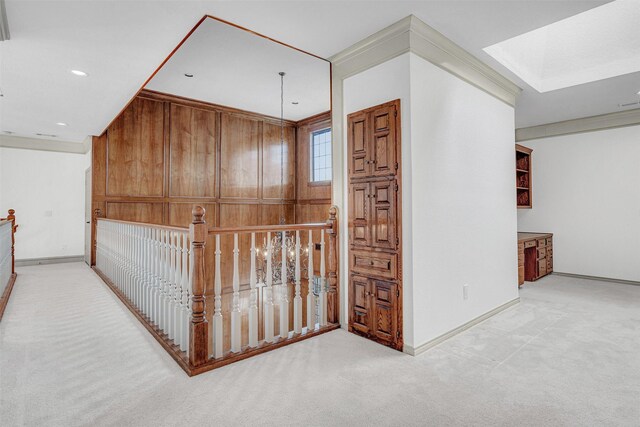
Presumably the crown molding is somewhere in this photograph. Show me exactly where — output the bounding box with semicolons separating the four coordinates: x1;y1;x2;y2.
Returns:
329;15;521;106
0;134;90;154
516;108;640;142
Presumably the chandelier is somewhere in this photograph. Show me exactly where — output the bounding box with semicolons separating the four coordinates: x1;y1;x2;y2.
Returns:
256;72;307;285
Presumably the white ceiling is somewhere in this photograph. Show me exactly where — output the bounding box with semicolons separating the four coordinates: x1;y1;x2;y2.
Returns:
1;0;635;145
145;17;330;121
484;1;640;93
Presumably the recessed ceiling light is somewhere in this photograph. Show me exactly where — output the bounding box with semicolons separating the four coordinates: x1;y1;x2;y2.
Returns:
637;90;640;95
184;73;194;78
56;122;68;127
71;70;88;77
291;101;299;105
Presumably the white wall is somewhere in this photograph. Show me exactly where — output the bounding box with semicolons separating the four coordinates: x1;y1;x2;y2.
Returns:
408;54;518;348
0;147;90;260
517;125;640;282
343;53;415;345
342;53;519;350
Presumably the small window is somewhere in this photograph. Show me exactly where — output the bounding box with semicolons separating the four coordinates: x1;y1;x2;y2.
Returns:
311;128;332;182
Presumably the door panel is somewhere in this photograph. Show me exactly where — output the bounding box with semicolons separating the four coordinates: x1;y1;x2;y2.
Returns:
349;275;371;335
348;113;369;179
371;179;396;250
347;99;402;352
371;106;396;177
371;280;397;345
349;182;370;247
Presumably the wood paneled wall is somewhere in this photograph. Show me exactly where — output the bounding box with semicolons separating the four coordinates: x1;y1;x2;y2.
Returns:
92;90;297;235
295;111;332;224
92;91;331;265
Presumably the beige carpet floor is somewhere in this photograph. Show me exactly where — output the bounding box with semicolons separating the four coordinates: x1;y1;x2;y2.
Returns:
1;263;639;426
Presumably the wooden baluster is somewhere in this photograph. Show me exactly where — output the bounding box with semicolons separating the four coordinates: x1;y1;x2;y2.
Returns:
189;206;208;366
280;231;289;339
306;229;315;333
231;233;241;353
248;232;258;348
264;232;274;343
327;206;339;324
319;229;327;326
213;233;223;359
293;230;302;334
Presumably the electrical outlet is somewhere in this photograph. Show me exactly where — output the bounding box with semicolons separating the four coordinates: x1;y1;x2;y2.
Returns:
463;284;469;300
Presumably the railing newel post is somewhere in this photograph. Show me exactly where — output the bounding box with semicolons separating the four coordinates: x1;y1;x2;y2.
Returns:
6;209;16;275
326;206;339;325
189;206;208;367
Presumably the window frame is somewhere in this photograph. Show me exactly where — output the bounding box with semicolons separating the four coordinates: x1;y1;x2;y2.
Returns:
309;127;332;184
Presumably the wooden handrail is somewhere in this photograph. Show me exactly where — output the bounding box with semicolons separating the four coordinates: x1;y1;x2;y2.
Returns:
207;222;330;235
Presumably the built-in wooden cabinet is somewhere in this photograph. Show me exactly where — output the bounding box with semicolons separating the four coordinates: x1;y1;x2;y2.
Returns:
517;232;553;286
516;144;532;208
349;275;398;347
347;100;402;351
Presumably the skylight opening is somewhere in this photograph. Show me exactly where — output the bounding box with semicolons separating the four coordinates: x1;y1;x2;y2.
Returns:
483;0;640;93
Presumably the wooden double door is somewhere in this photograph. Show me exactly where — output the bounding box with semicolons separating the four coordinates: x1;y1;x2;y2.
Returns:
347;99;402;351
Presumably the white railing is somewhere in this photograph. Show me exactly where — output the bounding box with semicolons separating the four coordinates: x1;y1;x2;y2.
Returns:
0;220;12;297
96;219;192;354
208;223;332;359
92;205;339;374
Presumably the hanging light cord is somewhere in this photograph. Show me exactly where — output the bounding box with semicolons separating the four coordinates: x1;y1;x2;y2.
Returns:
279;72;285;224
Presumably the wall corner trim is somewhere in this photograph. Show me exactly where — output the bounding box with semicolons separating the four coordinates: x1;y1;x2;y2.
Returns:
516;108;640;142
403;297;520;356
329;14;521;106
0;134;91;154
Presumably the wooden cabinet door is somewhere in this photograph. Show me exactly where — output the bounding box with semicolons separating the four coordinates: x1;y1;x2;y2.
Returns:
348;112;370;179
349;275;372;336
370;105;396;177
370;179;397;250
349;182;370;247
371;279;398;347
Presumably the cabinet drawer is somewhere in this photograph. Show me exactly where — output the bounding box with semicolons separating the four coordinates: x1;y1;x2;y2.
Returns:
546;258;552;271
538;261;547;276
537;238;546;247
350;250;397;280
546;237;553;246
538;247;546;259
524;240;536;249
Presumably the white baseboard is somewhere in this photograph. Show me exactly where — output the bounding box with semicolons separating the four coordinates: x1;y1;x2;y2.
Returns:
552;272;640;286
16;255;85;267
403;297;520;356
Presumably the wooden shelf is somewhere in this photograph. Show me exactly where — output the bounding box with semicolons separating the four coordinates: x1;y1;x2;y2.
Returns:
515;144;532;208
